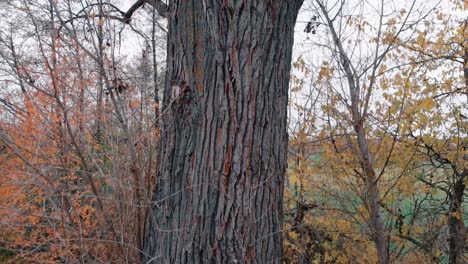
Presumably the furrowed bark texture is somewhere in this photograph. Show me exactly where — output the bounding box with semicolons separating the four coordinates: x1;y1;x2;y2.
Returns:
143;1;303;263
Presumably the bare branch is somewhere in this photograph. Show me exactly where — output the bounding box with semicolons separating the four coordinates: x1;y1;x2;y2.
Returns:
125;0;168;21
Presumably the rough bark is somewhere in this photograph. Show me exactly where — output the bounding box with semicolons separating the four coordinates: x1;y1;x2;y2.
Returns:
143;1;303;263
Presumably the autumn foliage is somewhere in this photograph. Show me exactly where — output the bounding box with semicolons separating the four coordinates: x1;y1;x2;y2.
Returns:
284;0;466;263
0;2;161;262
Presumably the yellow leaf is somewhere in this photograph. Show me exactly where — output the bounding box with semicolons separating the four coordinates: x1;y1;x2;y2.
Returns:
451;211;461;220
380;64;387;72
289;231;299;240
291;86;301;92
99;18;105;26
420;98;435;110
416;33;426;46
318;61;334;79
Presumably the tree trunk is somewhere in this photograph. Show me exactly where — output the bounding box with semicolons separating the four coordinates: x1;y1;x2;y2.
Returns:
448;169;466;264
143;1;303;263
316;0;390;260
448;48;468;264
356;122;389;264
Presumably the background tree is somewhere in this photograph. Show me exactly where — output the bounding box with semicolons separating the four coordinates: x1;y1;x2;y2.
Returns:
387;3;467;261
283;0;465;263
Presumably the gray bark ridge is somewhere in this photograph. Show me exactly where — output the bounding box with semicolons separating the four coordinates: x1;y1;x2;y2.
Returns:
143;1;303;263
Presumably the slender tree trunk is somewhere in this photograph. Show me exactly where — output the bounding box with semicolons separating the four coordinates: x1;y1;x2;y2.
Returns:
448;169;466;264
448;48;468;264
143;1;303;263
353;106;389;264
316;0;390;260
356;128;389;264
464;47;468;102
152;7;160;128
95;1;105;143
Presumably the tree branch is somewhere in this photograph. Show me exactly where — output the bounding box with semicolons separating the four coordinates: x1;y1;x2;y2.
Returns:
59;0;168;30
125;0;168;22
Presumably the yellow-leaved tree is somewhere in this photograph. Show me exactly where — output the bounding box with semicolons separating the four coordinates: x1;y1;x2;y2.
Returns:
284;0;466;263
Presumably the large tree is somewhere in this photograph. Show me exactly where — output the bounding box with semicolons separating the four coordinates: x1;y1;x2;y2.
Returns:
141;0;303;263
